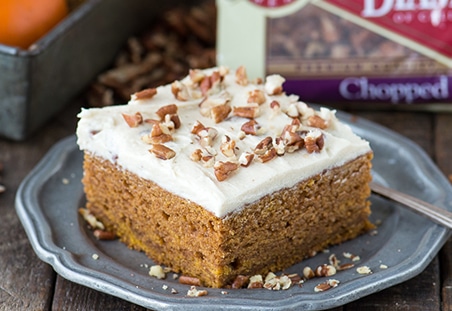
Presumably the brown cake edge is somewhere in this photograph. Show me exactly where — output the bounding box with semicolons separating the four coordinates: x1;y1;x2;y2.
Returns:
81;151;373;288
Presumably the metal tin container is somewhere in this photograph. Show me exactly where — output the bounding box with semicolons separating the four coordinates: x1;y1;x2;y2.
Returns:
0;0;186;140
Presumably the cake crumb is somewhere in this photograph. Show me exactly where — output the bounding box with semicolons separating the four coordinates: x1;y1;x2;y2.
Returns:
356;266;372;274
369;229;378;236
171;288;178;294
92;253;99;260
162;284;168;290
62;178;70;184
149;265;166;279
221;290;229;295
380;264;388;269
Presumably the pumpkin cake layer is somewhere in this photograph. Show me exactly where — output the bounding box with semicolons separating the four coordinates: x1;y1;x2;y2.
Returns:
77;66;373;288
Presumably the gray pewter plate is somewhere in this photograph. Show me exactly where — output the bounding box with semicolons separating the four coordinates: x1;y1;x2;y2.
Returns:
16;110;452;310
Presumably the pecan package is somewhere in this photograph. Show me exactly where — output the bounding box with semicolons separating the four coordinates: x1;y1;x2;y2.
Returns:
216;0;452;107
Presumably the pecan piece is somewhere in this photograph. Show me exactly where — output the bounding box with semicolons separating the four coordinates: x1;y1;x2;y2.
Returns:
214;161;239;181
165;113;181;130
200;71;222;96
191;120;206;136
247;89;266;105
179;275;202;286
248;275;264;289
314;279;340;292
171;80;190;101
254;136;273;155
254;136;277;163
211;103;231;123
241;119;260;135
121;112;143;127
304;130;324;153
189;69;206;84
308;115;328;129
303;266;315;280
149;144;176;160
186;286;208;297
263;273;292;290
150;122;164;137
144;133;173;144
280;124;304;153
156;104;178;120
231;275;249;289
132;87;157;100
198;127;218;149
190;148;203;162
220;135;236;158
235;65;248;86
93;229;117;240
315;264;337;277
238;152;254;167
199;91;232;120
338;263;355;271
232;105;259;119
201;155;215;168
199;76;212;96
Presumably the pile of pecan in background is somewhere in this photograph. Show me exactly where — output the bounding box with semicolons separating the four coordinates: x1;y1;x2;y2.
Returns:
86;0;216;107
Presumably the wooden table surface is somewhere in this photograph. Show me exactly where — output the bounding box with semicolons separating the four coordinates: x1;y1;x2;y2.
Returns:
1;99;451;311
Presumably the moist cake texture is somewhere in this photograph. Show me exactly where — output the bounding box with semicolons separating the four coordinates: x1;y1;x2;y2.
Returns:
77;66;373;288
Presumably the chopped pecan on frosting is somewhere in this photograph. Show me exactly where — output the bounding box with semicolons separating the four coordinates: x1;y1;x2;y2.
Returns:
240;119;260;135
214;161;239;181
124;66;333;182
200;70;222;96
121;112;143;127
235;65;248;86
131;87;157;101
307;115;328;129
155;103;178;120
210;103;231;123
232;105;259;119
238;152;254;167
171;80;190;101
304;129;325;153
247;89;266;105
149;144;176;160
220;135;237;159
199;91;232;122
254;136;277;163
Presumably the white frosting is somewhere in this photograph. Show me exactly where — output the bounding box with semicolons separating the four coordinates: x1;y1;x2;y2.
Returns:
77;67;371;218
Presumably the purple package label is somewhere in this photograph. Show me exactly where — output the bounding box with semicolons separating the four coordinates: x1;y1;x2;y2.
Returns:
284;75;451;105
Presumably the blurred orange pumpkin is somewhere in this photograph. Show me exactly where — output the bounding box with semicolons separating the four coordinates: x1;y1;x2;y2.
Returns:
0;0;68;49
